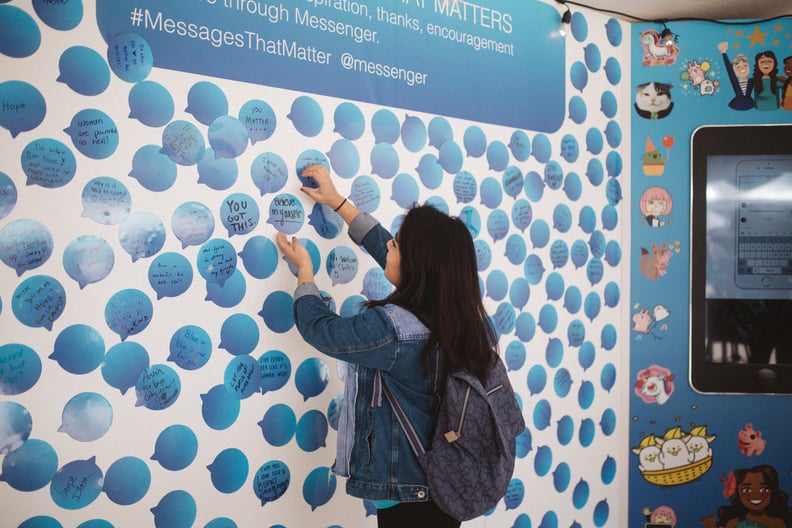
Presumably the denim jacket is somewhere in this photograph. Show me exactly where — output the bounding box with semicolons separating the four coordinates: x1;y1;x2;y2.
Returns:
292;213;444;502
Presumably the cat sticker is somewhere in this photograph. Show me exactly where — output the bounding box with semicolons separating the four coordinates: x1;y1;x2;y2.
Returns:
635;82;674;119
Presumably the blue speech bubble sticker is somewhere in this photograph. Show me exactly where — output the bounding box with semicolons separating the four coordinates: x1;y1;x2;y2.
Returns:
400;114;426;153
327;138;360;180
197;149;238;190
258;349;291;394
553;204;573;234
486;140;509;172
239;98;276;144
326;246;359;286
224;355;262;399
151;490;197;528
371;142;400;180
12;275;65;331
2;438;58;492
161;120;205;166
347;175;380;214
63;235;114;288
186;81;228;126
259;403;296;447
560;134;580;163
567;319;586;347
505;234;527;266
288;95;323;137
152;424;197;471
129;80;174;127
604;57;622;85
57;46;109;96
250;151;287;196
568;95;587;124
438;140;463;174
220;193;259;237
564;171;583;202
135;363;180;410
119;211;166;262
549;239;569;270
486;209;509;243
452;170;476;204
295;357;329;402
129;144;177;192
236;235;276;280
105;288;152;341
50;457;103;510
524;254;545;285
58;392;112;442
253;460;290;506
564;285;582;314
308;203;344;240
428;116;453;149
505;340;526;372
463;125;487;158
259;291;295;334
416;153;442;189
209;115;249;159
196;238;237;287
296;410;329;452
0;81;46;138
333;101;364;140
504;478;525;511
303;466;337;511
0;401;32;453
0;343;42;396
64;108;118;160
171;201;214;249
200;386;240;434
0;219;53;276
208;448;249;494
0;6;41;58
101;341;149;395
218;313;259;357
205;268;246;308
371;108;399;144
361;267;393;301
106;32;152;82
578;340;596;371
104;456;150;505
0;171;18;220
267;193;305;235
50;324;105;375
80;176;131;225
21;138;76;189
169;325;211;371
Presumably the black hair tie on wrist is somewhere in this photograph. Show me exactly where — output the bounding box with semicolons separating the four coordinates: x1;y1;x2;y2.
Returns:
334;198;347;212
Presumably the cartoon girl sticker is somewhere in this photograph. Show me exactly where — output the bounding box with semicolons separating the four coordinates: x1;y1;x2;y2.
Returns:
700;465;792;528
751;50;786;111
639;187;673;227
718;42;753;110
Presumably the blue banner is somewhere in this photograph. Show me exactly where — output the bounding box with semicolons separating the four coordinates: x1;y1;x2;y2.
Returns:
97;0;565;132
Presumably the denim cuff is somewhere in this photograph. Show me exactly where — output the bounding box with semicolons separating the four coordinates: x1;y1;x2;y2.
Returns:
348;212;378;245
294;281;321;300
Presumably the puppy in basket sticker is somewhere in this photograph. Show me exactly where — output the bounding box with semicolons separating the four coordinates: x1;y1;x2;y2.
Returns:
632;425;716;486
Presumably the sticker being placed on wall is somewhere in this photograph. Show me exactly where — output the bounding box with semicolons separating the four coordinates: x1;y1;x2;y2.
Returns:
96;0;565;132
632;424;715;487
700;464;789;528
634;365;674;405
736;423;766;457
679;58;720;97
639;30;679;66
635;82;674;120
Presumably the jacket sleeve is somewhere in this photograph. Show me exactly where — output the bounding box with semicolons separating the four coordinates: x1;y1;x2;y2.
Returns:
348;212;393;270
293;282;398;371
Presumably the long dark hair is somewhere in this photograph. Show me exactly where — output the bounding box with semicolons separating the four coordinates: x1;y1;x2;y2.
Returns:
717;465;792;525
368;204;497;383
753;50;780;95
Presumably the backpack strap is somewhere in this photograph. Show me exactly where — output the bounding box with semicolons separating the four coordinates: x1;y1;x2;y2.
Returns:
376;370;427;456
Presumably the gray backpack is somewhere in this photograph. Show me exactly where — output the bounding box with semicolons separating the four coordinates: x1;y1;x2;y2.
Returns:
380;356;526;521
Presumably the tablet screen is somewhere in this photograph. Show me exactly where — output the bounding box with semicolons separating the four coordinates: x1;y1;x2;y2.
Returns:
691;125;792;394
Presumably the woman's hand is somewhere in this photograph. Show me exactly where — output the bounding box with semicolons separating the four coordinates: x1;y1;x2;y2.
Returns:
276;233;315;284
300;164;345;209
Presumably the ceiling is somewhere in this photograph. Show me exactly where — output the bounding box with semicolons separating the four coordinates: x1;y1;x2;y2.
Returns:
569;0;792;22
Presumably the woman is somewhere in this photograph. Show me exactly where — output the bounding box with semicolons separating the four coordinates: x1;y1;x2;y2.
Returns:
751;50;785;111
700;465;792;528
275;164;497;527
